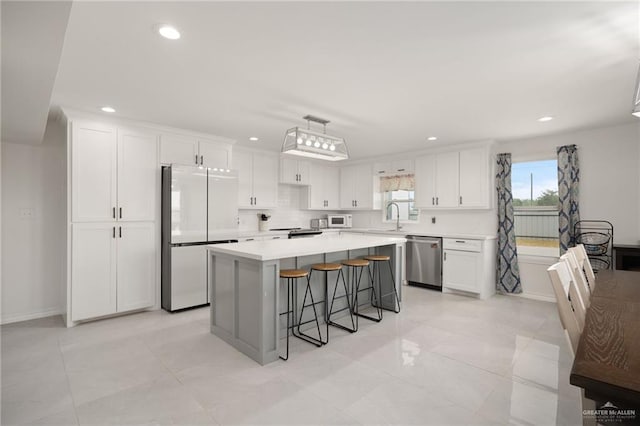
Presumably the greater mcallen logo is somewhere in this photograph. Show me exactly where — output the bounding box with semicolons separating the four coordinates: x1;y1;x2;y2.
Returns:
583;402;637;422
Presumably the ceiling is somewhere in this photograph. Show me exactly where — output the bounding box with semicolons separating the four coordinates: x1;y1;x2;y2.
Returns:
1;1;71;145
7;2;640;158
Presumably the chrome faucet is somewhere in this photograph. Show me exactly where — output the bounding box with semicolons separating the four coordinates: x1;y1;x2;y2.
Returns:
387;202;402;231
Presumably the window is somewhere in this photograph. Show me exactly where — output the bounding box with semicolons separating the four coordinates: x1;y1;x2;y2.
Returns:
381;174;419;222
511;159;559;253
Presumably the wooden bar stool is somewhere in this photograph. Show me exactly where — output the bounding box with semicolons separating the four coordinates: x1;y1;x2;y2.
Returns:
309;262;356;343
279;268;322;361
342;258;382;328
365;254;401;313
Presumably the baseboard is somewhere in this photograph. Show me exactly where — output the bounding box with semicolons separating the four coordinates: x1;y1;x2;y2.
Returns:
506;292;556;303
1;307;63;325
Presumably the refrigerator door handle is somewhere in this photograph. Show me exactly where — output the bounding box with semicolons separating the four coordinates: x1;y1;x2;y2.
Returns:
112;226;115;238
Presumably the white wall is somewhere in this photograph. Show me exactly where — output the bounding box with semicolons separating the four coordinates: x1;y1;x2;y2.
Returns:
498;121;640;300
1;118;66;324
499;122;640;244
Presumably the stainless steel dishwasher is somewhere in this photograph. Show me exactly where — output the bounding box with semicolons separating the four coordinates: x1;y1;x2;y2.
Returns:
406;236;442;290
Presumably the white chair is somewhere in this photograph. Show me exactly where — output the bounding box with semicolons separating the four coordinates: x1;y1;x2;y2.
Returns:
547;261;586;353
547;260;597;426
569;245;596;292
560;252;591;308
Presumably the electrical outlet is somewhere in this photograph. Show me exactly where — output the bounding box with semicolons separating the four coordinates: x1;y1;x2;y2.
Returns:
19;208;35;219
431;216;436;224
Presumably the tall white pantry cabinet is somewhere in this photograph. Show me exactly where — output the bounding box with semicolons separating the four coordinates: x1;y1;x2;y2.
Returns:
67;118;158;325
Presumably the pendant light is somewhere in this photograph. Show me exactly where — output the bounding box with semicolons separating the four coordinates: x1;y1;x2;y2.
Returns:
282;115;349;161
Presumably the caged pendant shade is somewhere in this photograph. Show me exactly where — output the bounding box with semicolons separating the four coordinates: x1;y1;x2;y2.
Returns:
282;115;349;161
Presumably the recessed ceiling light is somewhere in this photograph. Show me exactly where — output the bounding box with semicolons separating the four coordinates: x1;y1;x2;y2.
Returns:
537;116;554;122
427;136;437;141
101;106;116;113
249;137;259;141
158;25;180;40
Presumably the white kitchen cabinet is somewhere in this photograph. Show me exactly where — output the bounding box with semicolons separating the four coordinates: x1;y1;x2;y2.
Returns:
117;128;158;221
307;162;340;209
373;159;414;175
71;222;155;321
443;249;481;293
414;155;437;209
415;147;489;209
160;134;231;169
71;121;158;222
340;163;373;209
159;134;198;166
116;222;156;312
71;223;117;321
280;156;310;185
458;148;489;208
71;122;117;222
435;152;459;208
415;152;458;208
442;238;496;300
235;149;278;209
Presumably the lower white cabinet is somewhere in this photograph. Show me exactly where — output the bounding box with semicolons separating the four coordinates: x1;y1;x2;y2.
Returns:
442;238;496;299
71;222;155;321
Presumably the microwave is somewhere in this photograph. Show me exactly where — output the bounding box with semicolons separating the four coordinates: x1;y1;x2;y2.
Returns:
327;214;352;228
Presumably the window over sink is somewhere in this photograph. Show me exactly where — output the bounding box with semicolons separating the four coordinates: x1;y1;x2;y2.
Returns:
381;174;419;222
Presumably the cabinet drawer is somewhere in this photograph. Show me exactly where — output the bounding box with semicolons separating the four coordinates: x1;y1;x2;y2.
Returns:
443;239;482;252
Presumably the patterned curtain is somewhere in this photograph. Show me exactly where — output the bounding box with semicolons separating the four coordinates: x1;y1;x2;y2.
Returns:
380;174;415;192
496;153;522;294
557;145;580;255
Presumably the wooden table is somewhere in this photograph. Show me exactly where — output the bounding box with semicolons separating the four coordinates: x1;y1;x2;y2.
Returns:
570;269;640;407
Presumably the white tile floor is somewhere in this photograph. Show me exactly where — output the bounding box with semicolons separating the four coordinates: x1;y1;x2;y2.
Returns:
1;286;583;425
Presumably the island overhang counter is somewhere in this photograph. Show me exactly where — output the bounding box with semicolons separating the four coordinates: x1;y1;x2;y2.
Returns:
206;234;406;364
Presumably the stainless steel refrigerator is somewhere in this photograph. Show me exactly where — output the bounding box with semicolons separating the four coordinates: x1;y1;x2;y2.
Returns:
161;165;238;312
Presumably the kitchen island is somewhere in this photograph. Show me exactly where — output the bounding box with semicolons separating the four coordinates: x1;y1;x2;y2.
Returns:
206;234;406;364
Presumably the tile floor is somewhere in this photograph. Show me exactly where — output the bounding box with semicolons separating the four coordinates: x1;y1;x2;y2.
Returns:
1;285;583;425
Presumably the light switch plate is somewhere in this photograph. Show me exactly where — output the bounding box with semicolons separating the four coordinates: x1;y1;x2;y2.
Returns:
19;208;35;219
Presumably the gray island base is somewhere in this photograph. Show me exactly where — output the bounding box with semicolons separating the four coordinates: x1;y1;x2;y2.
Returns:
207;234;406;365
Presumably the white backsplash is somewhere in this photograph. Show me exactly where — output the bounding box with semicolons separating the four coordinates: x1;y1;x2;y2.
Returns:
351;209;498;236
238;184;339;231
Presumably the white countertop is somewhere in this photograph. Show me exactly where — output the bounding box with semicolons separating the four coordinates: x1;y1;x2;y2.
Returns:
345;228;497;240
207;233;406;261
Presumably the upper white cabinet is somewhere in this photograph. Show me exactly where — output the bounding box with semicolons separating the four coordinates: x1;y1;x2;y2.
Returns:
415;147;490;209
279;157;310;185
71;122;117;222
373;159;414;175
235;149;278;209
71;121;158;222
307;162;339;210
458;148;489;208
160;134;231;169
340;163;374;209
117;128;158;221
